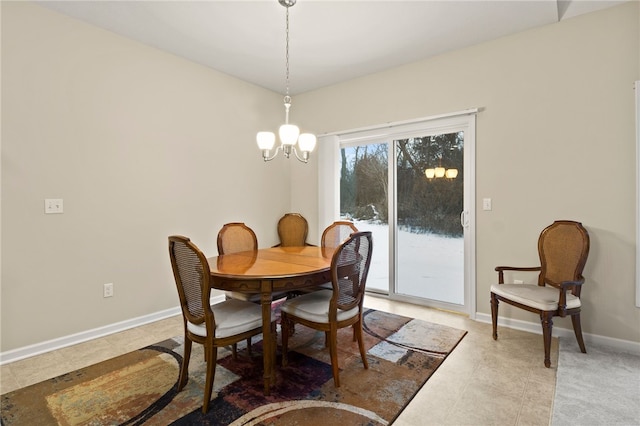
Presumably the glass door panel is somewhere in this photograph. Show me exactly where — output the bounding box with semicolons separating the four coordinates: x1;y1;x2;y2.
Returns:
339;143;389;293
395;133;464;305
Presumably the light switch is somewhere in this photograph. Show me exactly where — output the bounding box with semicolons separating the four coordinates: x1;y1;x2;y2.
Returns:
45;198;63;214
482;198;492;211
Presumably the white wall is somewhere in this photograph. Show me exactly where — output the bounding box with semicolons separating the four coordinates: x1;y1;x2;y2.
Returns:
294;2;640;343
0;3;293;352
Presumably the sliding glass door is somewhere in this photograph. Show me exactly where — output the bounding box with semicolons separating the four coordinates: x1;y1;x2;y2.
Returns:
323;111;476;315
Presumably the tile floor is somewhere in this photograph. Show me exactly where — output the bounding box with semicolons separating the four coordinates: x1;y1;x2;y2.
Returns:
0;295;557;425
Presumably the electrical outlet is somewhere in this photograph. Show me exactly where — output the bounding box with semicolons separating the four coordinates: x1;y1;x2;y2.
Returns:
45;198;64;214
103;283;114;298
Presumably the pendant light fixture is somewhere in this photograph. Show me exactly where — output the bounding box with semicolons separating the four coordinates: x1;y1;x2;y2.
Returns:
257;0;316;163
425;165;458;179
424;135;458;179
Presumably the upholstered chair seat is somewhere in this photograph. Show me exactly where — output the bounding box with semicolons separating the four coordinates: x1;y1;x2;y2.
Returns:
281;289;360;323
186;298;263;338
490;284;582;312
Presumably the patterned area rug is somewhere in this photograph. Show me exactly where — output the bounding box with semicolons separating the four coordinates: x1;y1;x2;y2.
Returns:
1;309;466;425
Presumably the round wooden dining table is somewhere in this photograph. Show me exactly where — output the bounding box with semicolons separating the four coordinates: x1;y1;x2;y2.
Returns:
207;246;333;395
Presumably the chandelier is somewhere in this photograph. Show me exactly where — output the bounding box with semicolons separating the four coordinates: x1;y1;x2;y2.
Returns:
257;0;316;163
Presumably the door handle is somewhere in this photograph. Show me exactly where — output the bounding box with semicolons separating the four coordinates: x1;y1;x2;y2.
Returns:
460;211;469;228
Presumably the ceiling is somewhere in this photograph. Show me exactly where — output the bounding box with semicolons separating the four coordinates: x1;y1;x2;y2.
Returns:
36;0;628;95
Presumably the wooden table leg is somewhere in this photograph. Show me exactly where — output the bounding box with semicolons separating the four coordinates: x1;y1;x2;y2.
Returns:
260;280;273;395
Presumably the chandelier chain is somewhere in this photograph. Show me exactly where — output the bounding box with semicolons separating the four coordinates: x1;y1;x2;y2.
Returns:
285;6;290;99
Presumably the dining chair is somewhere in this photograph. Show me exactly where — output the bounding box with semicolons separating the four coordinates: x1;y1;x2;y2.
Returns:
318;221;360;342
168;235;272;413
280;231;373;387
217;222;261;303
299;220;359;294
490;220;590;367
217;222;258;258
275;213;312;247
322;220;359;250
217;222;289;303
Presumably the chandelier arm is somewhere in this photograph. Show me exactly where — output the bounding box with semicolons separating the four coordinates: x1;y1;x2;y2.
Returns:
261;148;280;162
291;146;309;163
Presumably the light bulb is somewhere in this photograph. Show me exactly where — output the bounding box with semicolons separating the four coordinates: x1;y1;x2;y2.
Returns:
445;169;458;179
279;124;300;146
256;132;276;150
298;133;317;152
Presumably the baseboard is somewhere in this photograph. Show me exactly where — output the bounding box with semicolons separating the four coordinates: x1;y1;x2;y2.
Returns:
0;295;226;365
475;312;640;355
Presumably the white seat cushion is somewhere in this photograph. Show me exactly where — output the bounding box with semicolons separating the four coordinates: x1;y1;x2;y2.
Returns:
187;298;264;338
491;283;581;311
280;289;359;324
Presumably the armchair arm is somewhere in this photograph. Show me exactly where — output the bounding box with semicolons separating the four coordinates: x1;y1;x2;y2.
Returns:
494;266;541;284
557;277;585;317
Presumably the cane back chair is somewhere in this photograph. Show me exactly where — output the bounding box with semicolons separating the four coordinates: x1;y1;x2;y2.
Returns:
275;213;311;247
280;231;373;387
169;235;270;413
490;220;590;367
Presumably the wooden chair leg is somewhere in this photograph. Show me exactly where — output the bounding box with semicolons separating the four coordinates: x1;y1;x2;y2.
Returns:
540;312;554;368
571;313;587;354
355;321;369;369
328;329;340;387
246;338;252;357
277;312;295;333
231;343;238;360
202;346;218;414
281;312;290;367
490;293;499;340
178;336;192;391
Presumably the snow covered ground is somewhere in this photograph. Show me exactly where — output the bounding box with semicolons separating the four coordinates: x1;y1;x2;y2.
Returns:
352;220;464;305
